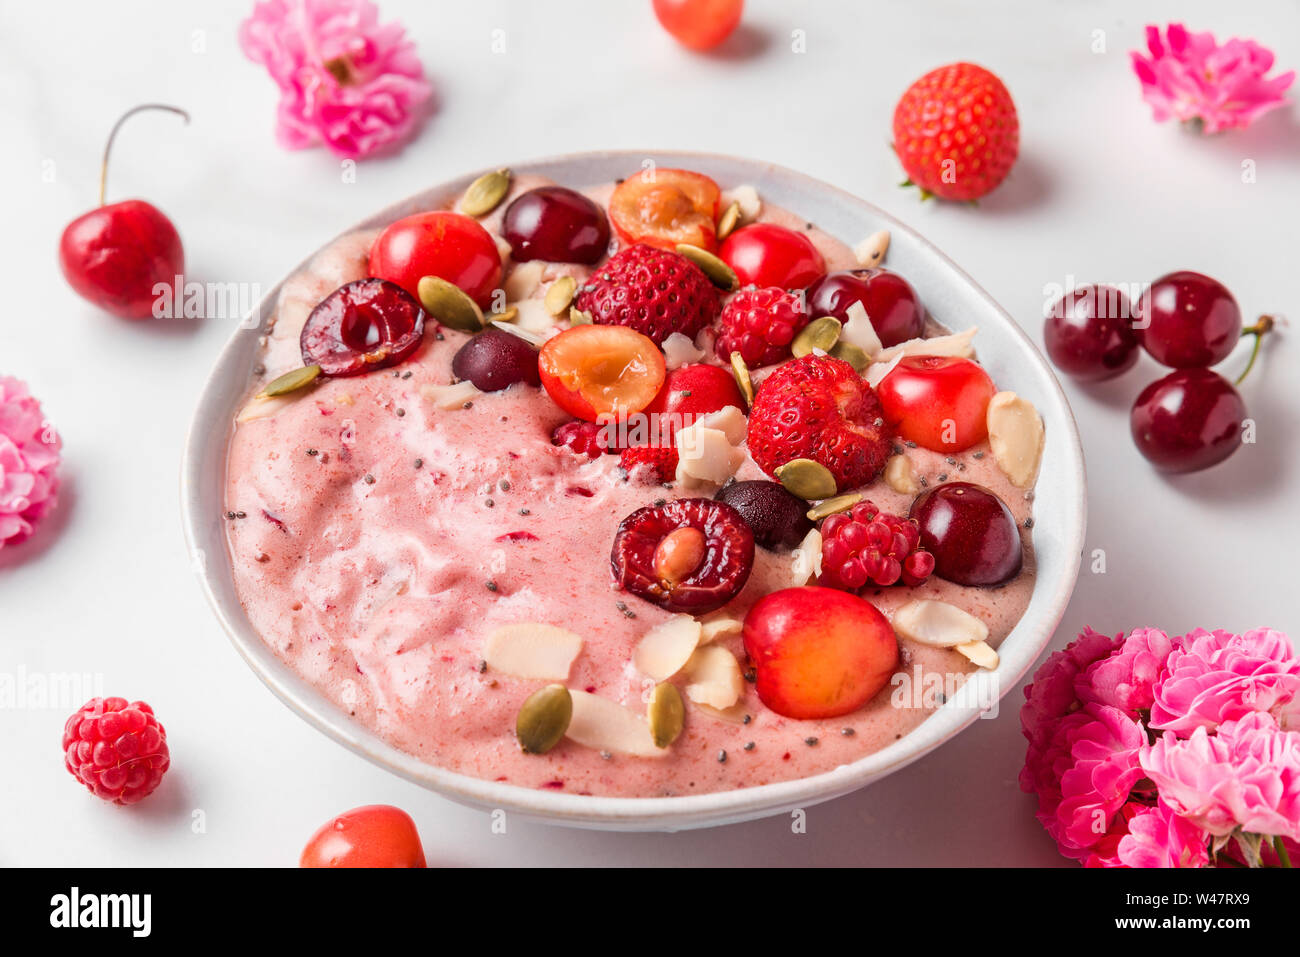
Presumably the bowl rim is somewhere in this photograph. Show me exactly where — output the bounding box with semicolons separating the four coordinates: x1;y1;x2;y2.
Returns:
181;149;1086;830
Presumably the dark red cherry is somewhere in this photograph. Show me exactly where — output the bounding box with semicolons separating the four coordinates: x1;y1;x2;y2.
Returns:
300;279;425;376
714;480;812;550
909;482;1022;587
1131;368;1246;472
1044;284;1139;381
451;327;541;392
502;186;610;265
804;269;925;347
1135;271;1241;369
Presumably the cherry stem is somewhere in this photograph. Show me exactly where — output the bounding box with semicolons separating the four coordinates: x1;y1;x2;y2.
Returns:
1235;315;1275;387
98;104;190;207
1277;835;1293;868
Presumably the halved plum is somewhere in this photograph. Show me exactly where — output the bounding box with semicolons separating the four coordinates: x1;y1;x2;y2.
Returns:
538;324;666;422
300;278;425;377
609;168;721;251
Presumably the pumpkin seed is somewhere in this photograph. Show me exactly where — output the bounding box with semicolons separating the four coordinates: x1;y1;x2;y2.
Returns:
716;201;741;241
488;304;519;324
676;243;738;291
831;340;871;373
806;492;864;522
792;316;842;358
775;458;838;500
516;683;572;754
460;167;511;218
647;683;685;748
569;306;593;325
729;351;754;406
259;364;321;398
418;276;485;332
544;276;576;316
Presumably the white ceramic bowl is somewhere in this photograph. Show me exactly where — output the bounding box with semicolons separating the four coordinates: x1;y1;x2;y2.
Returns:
181;150;1086;831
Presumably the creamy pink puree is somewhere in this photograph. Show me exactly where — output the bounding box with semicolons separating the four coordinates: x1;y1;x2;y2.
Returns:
224;175;1037;797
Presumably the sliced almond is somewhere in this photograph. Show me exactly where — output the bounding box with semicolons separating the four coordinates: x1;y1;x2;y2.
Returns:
683;645;744;710
693;700;750;724
873;327;977;366
633;615;703;681
543;276;577;316
790;527;823;585
511;297;557;335
720;184;761;221
662;331;705;369
865;351;903;389
236;393;294;423
491;320;545;347
568;306;593;325
987;390;1045;488
854;229;891;267
840;301;883;357
503;261;545;301
885;454;920;495
484;623;583;680
420;380;481;410
699;617;742;644
566;690;663;757
956;639;1000;670
892;599;989;648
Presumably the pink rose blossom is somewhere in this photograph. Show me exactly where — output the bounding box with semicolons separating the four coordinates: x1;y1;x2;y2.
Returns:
1117;800;1210;868
1077;627;1179;715
1131;23;1295;134
1140;712;1300;841
1051;705;1148;858
0;376;61;549
239;0;433;159
1150;628;1300;734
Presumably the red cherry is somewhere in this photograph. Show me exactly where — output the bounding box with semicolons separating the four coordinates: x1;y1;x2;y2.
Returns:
1130;368;1247;472
719;223;826;290
805;269;925;347
58;105;189;320
300;805;427;868
1135;271;1241;369
909;482;1022;586
652;0;744;51
642;363;745;443
1044;284;1139;381
368;210;502;310
876;355;996;452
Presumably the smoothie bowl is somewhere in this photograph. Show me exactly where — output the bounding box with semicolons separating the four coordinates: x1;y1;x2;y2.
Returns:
182;151;1085;830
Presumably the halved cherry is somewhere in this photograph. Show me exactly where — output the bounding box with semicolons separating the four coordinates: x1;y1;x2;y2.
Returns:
538;324;666;422
609;168;721;251
300;278;425;376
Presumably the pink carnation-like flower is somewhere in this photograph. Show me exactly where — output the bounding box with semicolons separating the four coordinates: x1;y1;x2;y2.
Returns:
1131;23;1295;134
1140;712;1300;841
1077;626;1179;715
239;0;433;160
1117;799;1210;868
1051;705;1148;857
1151;628;1300;734
0;376;61;549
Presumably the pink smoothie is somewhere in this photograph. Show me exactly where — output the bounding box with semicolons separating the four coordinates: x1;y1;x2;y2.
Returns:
224;175;1037;797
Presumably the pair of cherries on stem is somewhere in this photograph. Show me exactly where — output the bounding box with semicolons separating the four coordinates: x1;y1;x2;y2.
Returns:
1045;271;1274;473
59;104;188;320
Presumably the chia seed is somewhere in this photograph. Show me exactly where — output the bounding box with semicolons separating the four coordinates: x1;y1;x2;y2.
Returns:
937;473;948;482
235;511;246;519
462;401;473;409
654;498;667;507
1024;517;1035;529
743;742;755;751
499;479;511;491
972;451;984;459
435;332;445;341
396;408;405;417
873;417;884;427
946;457;957;465
225;511;237;520
518;508;531;516
364;474;376;485
919;476;929;487
485;580;499;592
1025;490;1034;501
804;737;819;746
484;498;494;508
841;727;855;736
742;714;752;725
476;659;487;674
717;750;727;763
306;448;319;456
414;458;423;469
600;750;612;761
906;440;918;449
402;371;412;379
744;668;757;683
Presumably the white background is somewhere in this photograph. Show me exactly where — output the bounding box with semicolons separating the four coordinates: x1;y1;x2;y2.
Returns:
1;0;1297;866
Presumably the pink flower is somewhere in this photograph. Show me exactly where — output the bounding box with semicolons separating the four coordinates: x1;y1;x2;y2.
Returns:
1151;628;1300;734
239;0;433;160
1140;712;1300;841
1051;705;1149;858
1077;627;1178;715
1117;800;1210;868
0;376;61;549
1131;23;1295;134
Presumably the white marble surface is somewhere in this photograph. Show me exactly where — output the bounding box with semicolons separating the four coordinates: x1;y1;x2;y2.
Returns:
1;0;1296;866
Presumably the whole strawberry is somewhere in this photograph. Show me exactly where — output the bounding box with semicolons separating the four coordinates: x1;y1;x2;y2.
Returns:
747;354;892;493
716;286;810;368
574;244;720;344
893;62;1019;202
63;697;170;805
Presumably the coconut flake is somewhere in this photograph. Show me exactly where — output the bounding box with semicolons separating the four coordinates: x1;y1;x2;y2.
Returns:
683;645;744;710
721;184;761;221
491;320;545;347
504;261;544;301
420;380;481;410
662;332;706;370
699;617;743;644
483;623;583;680
986;391;1045;488
566;690;663;757
633;615;703;680
693;701;750;724
873;327;978;367
956;640;1000;670
884;453;920;495
840;301;883;357
236;393;295;423
892;599;989;648
696;405;747;445
511;297;557;335
675;424;744;489
791;527;823;585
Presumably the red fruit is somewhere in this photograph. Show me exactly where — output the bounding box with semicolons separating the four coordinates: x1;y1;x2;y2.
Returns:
892;62;1020;202
719;223;825;290
59;105;189;320
643;363;746;444
1131;368;1246;473
743;586;899;720
451;326;540;391
714;480;812;550
620;444;680;483
538;324;666;421
300;805;427;868
611;498;754;613
715;286;810;368
63;697;170;805
609;169;721;251
876;355;995;452
300;278;425;377
746;354;893;493
652;0;744;51
368;210;502;309
501;186;610;265
1135;271;1242;369
805;269;925;348
1044;284;1139;381
910;482;1022;586
819;501;935;590
551;420;609;459
574;244;720;344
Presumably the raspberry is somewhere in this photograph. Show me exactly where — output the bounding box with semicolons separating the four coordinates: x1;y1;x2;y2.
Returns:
573;244;721;344
715;286;809;368
62;697;170;805
551;420;608;459
819;502;935;590
619;444;679;483
746;354;893;492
